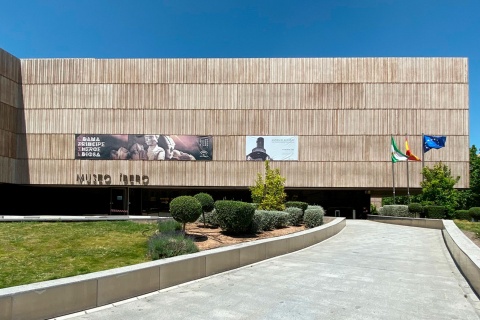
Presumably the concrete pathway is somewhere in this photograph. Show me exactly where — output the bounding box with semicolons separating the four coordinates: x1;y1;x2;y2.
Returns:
56;220;480;320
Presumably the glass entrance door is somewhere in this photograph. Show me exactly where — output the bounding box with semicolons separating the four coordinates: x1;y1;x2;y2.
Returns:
110;188;128;215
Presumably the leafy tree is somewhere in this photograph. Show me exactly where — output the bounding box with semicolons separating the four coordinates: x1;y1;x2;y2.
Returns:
249;160;286;211
169;196;203;232
418;162;460;218
194;192;215;227
469;145;480;207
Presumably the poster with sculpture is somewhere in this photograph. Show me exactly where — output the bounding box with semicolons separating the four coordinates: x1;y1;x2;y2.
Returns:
75;134;213;160
246;136;298;161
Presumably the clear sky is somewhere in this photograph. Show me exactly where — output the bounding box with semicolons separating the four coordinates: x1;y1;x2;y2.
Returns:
1;0;479;149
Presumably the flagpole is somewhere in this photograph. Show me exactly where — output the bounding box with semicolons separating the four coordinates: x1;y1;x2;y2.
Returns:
421;133;425;182
406;134;410;203
392;160;396;204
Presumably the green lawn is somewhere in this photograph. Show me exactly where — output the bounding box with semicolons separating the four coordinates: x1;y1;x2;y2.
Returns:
0;221;157;289
453;219;480;238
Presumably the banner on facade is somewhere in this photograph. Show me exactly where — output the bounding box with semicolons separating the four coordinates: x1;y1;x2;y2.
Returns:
75;134;213;160
246;136;298;161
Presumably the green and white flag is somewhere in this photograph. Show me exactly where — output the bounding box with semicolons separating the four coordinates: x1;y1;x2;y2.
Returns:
391;136;407;163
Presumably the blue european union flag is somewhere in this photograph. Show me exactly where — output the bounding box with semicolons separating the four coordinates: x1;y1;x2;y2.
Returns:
423;135;446;153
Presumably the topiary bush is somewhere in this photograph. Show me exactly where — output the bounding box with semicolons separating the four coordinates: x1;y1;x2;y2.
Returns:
194;192;215;226
377;207;384;215
271;211;289;228
382;205;411;217
408;203;423;218
169;196;203;232
254;210;276;231
148;233;198;260
214;200;255;234
303;207;324;228
423;205;446;219
285;201;308;212
284;207;303;226
469;207;480;222
455;210;471;221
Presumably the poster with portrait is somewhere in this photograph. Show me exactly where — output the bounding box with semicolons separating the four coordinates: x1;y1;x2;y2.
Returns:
246;136;298;161
75;134;213;160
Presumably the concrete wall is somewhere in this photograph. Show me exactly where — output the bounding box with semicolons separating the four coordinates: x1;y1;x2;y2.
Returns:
0;217;346;320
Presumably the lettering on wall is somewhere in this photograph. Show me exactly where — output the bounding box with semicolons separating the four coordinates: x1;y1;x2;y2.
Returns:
76;174;149;185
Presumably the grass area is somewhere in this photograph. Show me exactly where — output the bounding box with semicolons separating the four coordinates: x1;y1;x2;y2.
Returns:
0;221;157;289
453;219;480;238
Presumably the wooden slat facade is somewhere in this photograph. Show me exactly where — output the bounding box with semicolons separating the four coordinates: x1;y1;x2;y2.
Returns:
0;52;470;191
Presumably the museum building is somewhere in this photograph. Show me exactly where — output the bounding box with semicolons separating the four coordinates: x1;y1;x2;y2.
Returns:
0;48;469;218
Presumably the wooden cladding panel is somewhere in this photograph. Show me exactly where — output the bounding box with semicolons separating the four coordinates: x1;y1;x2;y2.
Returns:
20;108;469;138
20;58;468;84
0;75;20;107
17;158;469;188
0;49;21;83
0;130;16;158
0;103;17;132
0;157;16;183
21;83;467;112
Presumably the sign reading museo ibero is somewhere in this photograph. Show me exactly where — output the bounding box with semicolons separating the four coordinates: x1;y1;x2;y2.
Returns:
75;134;213;160
246;136;298;161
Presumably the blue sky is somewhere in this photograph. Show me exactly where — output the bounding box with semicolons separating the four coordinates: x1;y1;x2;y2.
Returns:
1;0;479;149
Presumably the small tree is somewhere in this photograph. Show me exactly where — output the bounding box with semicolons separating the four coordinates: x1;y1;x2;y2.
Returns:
249;160;286;211
419;162;460;219
194;192;214;227
169;196;203;232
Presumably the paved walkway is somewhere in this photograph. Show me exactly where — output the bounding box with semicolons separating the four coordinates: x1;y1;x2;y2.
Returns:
57;220;480;320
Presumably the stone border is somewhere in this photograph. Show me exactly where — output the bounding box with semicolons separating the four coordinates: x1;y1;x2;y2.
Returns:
0;217;346;320
367;215;480;298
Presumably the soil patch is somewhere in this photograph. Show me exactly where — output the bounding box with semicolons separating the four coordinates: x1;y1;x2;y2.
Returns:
186;216;335;251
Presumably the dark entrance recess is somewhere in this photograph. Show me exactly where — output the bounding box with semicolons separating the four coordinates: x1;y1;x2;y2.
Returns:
0;184;370;218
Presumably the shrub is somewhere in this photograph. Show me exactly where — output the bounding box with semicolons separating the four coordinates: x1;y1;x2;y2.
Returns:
469;207;480;221
423;205;446;219
254;210;276;231
455;210;471;221
158;219;182;233
148;233;199;260
169;196;203;232
271;211;289;228
194;192;215;226
408;203;423;218
304;207;324;228
285;207;303;226
285;201;308;212
214;200;255;234
249;211;266;233
377;207;384;215
370;203;378;215
382;205;411;217
196;209;220;227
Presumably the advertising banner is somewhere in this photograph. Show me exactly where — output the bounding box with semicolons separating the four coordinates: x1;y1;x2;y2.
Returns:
75;134;213;160
246;136;298;161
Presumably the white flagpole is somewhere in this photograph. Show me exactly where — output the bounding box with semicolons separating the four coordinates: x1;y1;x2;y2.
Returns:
422;133;425;182
392;160;396;204
406;134;410;204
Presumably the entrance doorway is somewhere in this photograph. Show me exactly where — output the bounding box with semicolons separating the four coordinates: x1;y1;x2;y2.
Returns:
110;188;128;214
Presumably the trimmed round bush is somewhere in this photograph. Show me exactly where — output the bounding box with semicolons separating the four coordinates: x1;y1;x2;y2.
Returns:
455;210;471;221
469;207;480;221
214;200;255;234
304;207;324;228
285;207;303;226
194;192;215;226
148;233;198;260
255;210;276;231
271;211;289;228
424;205;446;219
408;203;423;217
169;196;203;231
285;201;308;212
378;207;384;215
194;192;214;212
